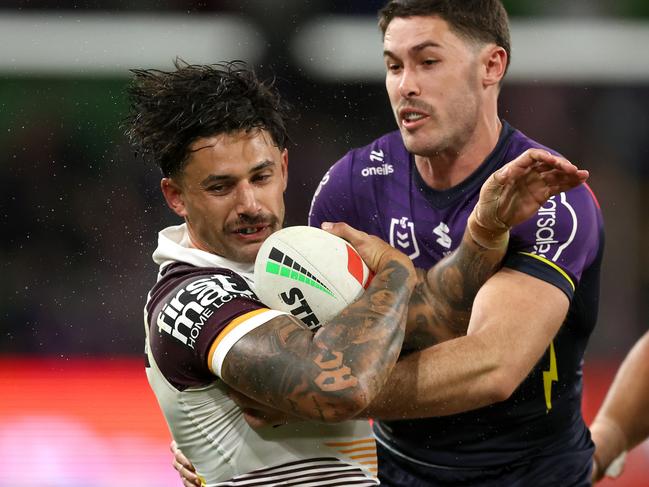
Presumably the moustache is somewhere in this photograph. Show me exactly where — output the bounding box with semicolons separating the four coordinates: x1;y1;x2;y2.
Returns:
397;99;435;116
227;213;277;230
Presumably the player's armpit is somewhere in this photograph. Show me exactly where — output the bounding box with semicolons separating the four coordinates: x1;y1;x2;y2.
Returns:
220;257;414;423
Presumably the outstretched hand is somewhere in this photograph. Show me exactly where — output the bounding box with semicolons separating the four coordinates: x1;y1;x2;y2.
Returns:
470;149;588;247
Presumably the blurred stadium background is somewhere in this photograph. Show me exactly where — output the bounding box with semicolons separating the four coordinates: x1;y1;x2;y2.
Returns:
1;1;648;486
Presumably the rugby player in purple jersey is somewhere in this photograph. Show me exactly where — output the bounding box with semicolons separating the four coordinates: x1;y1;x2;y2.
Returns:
307;1;604;485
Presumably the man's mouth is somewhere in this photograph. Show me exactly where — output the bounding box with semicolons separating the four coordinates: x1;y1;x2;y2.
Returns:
234;225;267;236
399;108;429;128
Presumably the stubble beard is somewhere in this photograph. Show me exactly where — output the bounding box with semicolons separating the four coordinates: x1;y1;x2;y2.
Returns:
403;93;480;160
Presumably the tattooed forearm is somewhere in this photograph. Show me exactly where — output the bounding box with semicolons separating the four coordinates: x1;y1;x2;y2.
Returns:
222;258;415;423
404;228;507;351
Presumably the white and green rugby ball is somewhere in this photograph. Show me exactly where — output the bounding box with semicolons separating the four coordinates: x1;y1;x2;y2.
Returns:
253;226;372;330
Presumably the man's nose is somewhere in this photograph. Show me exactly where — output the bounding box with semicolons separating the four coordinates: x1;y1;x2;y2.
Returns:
235;182;261;216
399;67;421;98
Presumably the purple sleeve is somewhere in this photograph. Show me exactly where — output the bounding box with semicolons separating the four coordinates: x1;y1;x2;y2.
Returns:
308;153;359;229
504;184;603;300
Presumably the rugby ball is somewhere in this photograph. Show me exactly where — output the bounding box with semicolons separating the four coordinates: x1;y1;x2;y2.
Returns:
253;226;372;330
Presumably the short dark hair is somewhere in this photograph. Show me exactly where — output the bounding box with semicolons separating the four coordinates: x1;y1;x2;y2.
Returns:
126;59;292;177
378;0;511;73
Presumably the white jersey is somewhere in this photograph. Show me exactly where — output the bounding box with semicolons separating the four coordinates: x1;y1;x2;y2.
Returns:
144;224;379;486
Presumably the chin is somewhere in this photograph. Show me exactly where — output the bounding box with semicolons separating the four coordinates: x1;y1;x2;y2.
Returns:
238;243;263;264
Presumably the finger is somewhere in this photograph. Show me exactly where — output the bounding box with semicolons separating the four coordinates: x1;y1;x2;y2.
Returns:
174;460;201;483
512;148;557;169
321;221;366;247
173;457;197;474
172;448;196;471
177;464;200;484
540;171;589;193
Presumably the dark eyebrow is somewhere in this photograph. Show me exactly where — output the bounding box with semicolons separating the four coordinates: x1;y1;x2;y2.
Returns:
200;160;276;187
384;41;442;59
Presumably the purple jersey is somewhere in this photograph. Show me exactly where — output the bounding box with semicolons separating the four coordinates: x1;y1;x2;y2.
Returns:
309;121;604;470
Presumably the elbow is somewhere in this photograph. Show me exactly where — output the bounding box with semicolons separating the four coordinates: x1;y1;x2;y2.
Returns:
301;383;373;423
315;391;371;423
484;367;521;404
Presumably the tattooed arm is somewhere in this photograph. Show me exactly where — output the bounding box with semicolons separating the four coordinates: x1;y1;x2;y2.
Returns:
221;226;416;423
401;149;589;351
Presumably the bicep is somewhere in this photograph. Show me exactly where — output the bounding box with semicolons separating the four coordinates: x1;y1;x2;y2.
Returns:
468;268;569;388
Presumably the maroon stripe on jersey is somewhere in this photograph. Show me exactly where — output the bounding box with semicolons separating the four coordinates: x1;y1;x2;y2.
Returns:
214;457;378;486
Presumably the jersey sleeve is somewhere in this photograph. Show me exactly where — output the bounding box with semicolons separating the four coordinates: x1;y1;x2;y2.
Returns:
148;270;288;387
504;184;603;300
308;153;359;229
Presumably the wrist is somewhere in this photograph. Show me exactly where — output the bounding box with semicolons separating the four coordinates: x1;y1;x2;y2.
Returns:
467;211;509;250
590;417;628;475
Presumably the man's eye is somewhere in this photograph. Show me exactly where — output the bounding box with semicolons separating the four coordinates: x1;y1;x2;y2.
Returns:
423;59;438;66
388;64;401;72
254;174;271;183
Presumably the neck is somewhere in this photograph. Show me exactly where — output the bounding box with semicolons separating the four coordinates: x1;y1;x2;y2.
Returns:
415;114;502;191
185;222;211;253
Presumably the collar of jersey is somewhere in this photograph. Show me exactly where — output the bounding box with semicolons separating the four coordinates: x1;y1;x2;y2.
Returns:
411;120;515;209
153;223;254;280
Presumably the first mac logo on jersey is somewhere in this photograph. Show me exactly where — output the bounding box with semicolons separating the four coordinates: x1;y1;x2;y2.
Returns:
157;275;255;349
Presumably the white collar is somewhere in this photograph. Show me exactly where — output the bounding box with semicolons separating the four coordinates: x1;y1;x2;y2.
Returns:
152;223;255;282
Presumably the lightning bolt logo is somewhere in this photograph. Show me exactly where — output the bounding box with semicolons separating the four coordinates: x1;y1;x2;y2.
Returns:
543;341;558;412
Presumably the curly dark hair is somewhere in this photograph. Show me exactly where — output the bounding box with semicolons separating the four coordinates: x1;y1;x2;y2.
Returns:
378;0;511;74
125;59;292;177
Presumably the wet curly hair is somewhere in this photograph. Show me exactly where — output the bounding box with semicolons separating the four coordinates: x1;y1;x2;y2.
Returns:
125;59;291;177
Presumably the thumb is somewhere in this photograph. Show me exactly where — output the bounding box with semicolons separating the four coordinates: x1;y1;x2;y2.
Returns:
321;222;366;248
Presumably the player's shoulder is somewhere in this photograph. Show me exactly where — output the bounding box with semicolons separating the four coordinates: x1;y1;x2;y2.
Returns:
147;263;257;322
504;125;564;161
336;130;407;171
146;263;264;387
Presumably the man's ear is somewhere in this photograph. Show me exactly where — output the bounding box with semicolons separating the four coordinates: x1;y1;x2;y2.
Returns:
482;45;507;87
280;149;289;192
161;177;187;218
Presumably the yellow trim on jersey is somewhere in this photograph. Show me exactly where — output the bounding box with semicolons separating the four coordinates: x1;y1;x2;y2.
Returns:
207;308;270;373
518;252;575;292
